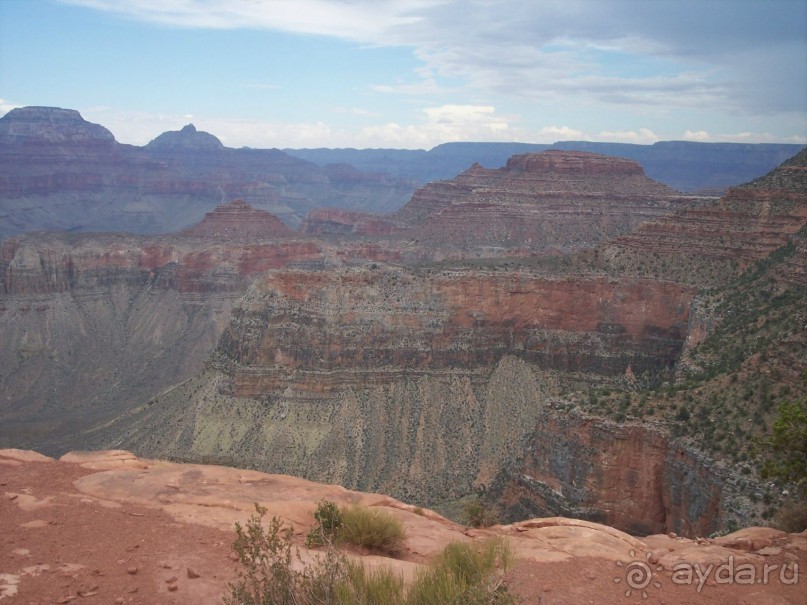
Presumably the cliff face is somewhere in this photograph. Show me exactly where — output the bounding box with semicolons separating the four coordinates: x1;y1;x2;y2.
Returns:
3;146;804;540
104;262;698;525
0;107;415;237
603;148;807;285
0;202;326;452
219;264;693;398
301;150;703;253
489;411;729;537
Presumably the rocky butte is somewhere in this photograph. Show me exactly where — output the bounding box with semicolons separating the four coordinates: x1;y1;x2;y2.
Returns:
301;150;706;256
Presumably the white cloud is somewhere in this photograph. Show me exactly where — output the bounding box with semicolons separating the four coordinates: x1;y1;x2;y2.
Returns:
682;130;710;142
79;103;519;149
60;0;440;42
371;78;446;96
0;98;22;116
596;128;659;144
536;125;584;141
59;0;806;141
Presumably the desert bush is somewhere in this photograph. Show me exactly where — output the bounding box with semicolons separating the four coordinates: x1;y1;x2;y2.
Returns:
307;499;343;547
225;504;318;605
463;497;498;528
340;505;406;556
337;561;404;605
407;538;516;605
759;398;807;498
226;505;517;605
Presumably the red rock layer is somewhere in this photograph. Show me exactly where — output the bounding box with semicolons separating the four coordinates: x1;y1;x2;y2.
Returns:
219;265;694;397
300;150;700;251
494;413;724;537
0;202;324;295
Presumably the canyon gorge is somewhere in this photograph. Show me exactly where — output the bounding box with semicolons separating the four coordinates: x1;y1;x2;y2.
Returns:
1;107;805;544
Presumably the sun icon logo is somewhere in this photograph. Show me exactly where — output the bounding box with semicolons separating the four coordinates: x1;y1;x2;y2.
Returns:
614;549;663;599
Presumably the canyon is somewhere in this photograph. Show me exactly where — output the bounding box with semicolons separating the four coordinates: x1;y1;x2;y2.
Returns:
0;110;805;546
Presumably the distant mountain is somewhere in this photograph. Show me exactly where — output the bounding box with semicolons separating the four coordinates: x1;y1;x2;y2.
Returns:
287;140;805;193
0;107;415;238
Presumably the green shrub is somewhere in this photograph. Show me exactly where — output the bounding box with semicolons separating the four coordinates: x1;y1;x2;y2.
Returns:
462;497;498;529
337;561;404;605
307;500;343;547
226;503;330;605
771;500;807;533
226;505;517;605
759;398;807;498
407;538;515;605
340;505;406;556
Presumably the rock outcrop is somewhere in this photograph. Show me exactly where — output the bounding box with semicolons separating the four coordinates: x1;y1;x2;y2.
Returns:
221;264;693;396
301;150;703;254
603;147;807;284
104;262;700;527
489;411;730;537
0;106;115;146
2;146;805;545
180;199;296;239
2;448;806;605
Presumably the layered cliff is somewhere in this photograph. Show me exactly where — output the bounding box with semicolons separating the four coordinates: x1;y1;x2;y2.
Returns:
220;264;693;397
103;262;707;532
602;147;807;285
3;146;804;541
301;150;703;254
0;202;326;452
488;411;730;537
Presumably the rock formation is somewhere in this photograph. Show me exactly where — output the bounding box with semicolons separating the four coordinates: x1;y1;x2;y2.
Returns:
0;107;415;237
2;448;805;605
1;145;805;543
301;150;705;255
289;140;806;193
603;147;807;284
145;123;225;151
0;202;325;452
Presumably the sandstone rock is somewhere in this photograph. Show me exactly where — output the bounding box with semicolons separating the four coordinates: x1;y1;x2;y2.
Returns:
186;567;200;579
0;449;55;463
756;546;782;556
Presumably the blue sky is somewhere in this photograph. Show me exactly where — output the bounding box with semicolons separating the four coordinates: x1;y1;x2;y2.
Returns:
1;0;805;149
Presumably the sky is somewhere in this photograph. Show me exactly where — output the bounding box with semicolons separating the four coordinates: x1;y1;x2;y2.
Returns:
0;0;805;150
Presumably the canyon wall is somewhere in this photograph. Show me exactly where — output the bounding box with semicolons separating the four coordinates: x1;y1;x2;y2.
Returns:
0;202;327;453
489;411;732;537
102;262;715;535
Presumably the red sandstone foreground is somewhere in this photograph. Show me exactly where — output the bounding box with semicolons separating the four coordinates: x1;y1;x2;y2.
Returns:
1;449;804;604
